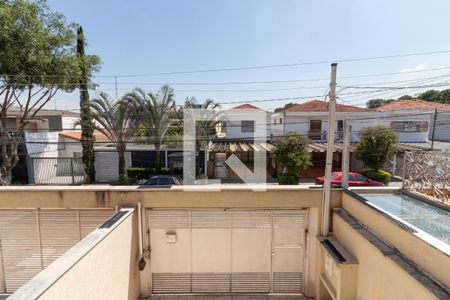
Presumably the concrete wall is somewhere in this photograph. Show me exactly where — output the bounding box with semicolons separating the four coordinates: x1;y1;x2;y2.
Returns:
331;210;440;300
8;208;140;300
0;186;341;211
342;192;450;288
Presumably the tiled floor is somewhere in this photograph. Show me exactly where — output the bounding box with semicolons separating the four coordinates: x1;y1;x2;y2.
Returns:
144;296;311;300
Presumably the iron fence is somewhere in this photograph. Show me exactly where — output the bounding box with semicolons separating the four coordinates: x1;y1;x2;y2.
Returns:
29;157;86;185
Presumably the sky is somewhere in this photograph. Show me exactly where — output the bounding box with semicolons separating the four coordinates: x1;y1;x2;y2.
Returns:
46;0;450;111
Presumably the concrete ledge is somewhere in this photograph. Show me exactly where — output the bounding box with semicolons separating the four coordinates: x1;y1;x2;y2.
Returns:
334;208;450;299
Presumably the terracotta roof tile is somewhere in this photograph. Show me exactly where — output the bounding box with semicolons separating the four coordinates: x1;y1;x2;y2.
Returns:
285;100;371;112
376;99;450;111
59;131;110;142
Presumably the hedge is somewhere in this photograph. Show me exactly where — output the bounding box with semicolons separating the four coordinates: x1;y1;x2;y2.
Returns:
277;173;300;185
127;167;155;180
361;168;392;185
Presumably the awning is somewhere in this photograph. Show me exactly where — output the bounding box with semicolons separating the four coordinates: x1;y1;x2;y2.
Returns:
209;141;276;153
209;141;431;154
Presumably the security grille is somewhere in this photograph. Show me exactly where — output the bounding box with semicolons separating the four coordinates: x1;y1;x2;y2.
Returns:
29;157;86;185
0;208;114;293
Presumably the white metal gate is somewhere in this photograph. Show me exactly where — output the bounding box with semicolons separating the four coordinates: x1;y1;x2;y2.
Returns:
147;209;306;294
0;208;114;293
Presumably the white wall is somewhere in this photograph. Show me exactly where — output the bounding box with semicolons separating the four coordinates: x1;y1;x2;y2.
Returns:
430;111;450;141
62;116;80;130
224;111;271;139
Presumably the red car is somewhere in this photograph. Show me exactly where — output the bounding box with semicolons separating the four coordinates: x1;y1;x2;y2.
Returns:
315;172;384;187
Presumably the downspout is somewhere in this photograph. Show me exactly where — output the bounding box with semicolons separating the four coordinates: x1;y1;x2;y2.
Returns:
137;202;145;271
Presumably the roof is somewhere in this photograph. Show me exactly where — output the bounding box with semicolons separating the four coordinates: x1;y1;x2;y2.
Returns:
285;100;371;113
376;99;450;112
7;107;80;117
59;131;110;142
228;103;266;111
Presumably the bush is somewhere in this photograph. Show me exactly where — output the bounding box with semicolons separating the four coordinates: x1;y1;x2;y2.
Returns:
160;167;171;175
361;168;392;185
127;167;155;181
277;174;300;185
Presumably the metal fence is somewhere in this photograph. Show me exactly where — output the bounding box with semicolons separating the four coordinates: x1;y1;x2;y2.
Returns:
29;157;86;185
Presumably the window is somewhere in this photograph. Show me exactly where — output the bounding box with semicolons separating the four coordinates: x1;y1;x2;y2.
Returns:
309;120;322;140
354;174;368;182
390;121;427;132
279;118;283;124
241;120;255;132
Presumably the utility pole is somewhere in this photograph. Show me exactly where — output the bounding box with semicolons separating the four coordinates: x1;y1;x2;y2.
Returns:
321;63;337;237
342;119;350;189
431;108;437;150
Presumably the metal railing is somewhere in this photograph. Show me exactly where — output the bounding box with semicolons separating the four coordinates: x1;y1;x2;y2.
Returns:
29;157;86;185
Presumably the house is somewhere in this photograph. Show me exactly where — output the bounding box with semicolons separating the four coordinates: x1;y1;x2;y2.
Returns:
223;103;271;139
6;109;80;183
376;99;450;142
271;100;377;142
6;107;80;132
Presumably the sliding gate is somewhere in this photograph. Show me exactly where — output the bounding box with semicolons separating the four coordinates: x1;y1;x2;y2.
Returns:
148;209;307;294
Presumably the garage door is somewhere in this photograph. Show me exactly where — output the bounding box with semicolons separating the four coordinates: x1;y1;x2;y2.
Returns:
148;209;306;294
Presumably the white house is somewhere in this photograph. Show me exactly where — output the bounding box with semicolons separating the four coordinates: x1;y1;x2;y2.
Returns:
271;100;379;142
223;104;272;140
376;99;450;142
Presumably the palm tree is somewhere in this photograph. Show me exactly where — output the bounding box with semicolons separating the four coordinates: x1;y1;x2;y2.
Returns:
125;86;175;172
89;93;139;179
182;97;221;175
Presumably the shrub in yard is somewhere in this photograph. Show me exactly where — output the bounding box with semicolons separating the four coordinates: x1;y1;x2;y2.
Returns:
277;174;300;185
361;168;392;185
273;133;312;185
127;167;155;180
354;125;398;171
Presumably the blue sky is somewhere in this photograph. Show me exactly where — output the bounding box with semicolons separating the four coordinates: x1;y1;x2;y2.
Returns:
47;0;450;110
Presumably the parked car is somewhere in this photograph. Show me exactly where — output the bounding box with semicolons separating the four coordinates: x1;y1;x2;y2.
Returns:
315;172;384;187
139;175;182;186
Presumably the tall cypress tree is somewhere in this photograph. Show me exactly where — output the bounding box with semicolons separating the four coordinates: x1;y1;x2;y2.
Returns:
77;25;95;182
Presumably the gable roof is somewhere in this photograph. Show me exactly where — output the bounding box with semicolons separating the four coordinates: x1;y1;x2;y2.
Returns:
376;99;450;112
228;103;265;111
285;100;371;113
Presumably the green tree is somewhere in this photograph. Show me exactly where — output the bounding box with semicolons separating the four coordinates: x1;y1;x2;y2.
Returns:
274;102;295;112
273;133;312;184
89;93;139;180
125;86;175;172
0;0;100;184
398;95;413;100
354;126;398;171
77;25;95;183
366;99;394;109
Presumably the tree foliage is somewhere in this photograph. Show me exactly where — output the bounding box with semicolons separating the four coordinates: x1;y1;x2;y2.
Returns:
77;25;95;183
125;86;176;172
0;0;100;184
366;98;394;109
354;126;398;171
273;133;312;174
88;93;139;179
274;102;295;113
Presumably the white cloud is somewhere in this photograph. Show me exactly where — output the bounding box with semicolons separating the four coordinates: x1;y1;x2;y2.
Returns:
400;63;430;73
